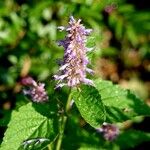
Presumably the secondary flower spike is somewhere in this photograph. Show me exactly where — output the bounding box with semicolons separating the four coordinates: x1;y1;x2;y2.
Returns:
54;16;94;88
96;122;120;141
21;77;48;103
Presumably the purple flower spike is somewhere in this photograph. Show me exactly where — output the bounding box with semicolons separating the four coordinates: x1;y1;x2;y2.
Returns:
22;77;48;103
54;16;94;88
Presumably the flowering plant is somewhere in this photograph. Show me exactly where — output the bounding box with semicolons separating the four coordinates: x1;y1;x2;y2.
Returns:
1;16;150;150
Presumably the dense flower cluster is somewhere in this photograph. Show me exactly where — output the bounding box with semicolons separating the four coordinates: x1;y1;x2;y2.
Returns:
54;16;94;88
21;77;48;103
97;122;120;141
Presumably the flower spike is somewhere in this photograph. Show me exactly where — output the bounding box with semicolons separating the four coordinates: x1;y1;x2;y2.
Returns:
54;16;94;88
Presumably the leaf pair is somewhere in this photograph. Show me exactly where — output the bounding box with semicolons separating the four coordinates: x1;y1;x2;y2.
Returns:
72;79;150;128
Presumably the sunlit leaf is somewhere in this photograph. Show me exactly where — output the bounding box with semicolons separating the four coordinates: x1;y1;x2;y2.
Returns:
72;85;106;128
94;79;150;123
0;103;58;150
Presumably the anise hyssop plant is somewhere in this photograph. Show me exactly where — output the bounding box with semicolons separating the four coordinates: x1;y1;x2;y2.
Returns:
0;16;150;150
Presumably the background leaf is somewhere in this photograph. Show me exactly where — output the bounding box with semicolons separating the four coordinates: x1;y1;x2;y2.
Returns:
116;129;150;149
0;103;58;150
94;79;150;123
72;85;106;128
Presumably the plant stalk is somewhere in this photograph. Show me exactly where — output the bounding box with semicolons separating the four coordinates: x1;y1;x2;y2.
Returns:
56;89;72;150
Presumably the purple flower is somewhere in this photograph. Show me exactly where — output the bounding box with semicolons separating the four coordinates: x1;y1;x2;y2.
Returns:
96;122;120;141
21;76;36;86
54;16;94;88
22;77;48;103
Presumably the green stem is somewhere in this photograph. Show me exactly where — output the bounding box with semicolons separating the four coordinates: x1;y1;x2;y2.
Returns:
65;89;72;113
56;89;72;150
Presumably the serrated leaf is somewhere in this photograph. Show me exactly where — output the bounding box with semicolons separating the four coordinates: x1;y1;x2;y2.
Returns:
0;103;58;150
94;79;150;123
72;85;106;128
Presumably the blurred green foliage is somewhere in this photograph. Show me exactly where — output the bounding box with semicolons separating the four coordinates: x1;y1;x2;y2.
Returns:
0;0;150;149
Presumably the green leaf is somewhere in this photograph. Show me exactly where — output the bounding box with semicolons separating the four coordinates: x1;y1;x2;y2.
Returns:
126;25;138;46
115;18;123;39
118;4;134;13
72;85;106;128
116;130;150;149
94;79;150;123
79;147;102;150
0;103;58;150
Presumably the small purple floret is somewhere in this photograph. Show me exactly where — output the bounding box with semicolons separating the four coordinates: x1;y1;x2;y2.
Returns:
22;77;48;103
97;122;120;141
54;16;94;88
